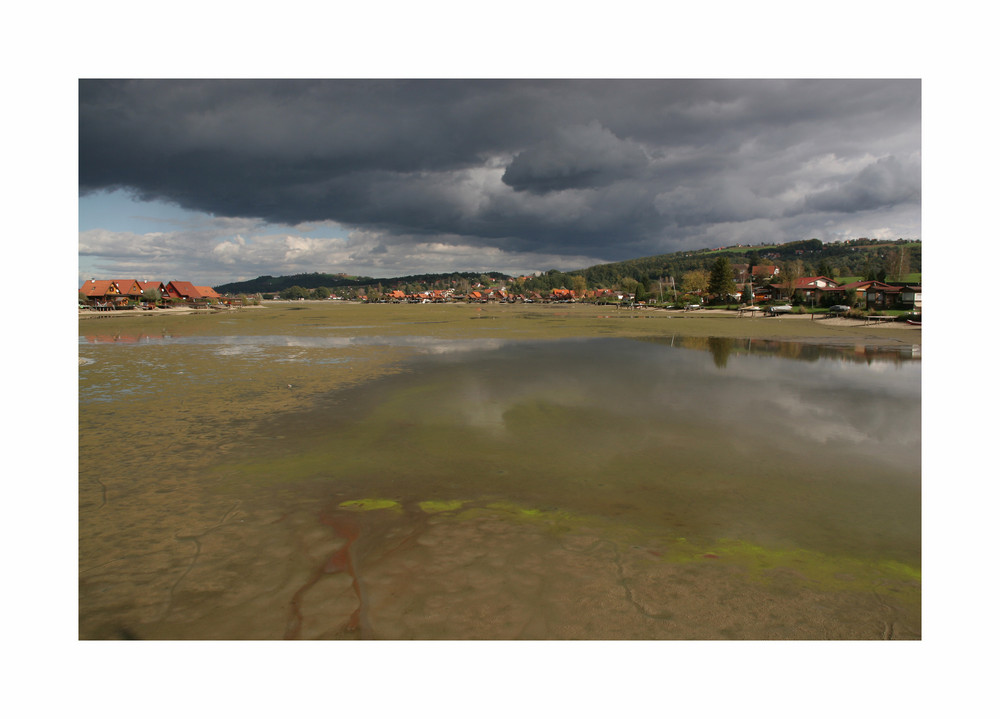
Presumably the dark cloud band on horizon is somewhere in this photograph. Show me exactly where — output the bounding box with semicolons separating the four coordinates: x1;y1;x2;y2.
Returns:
79;79;920;266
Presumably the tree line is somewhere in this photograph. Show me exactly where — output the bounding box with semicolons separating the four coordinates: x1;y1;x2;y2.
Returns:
214;239;920;301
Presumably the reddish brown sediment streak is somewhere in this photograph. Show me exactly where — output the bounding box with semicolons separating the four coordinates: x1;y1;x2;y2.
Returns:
284;512;367;640
322;513;366;634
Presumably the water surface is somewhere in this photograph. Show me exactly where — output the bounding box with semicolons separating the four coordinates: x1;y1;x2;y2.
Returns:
79;331;920;639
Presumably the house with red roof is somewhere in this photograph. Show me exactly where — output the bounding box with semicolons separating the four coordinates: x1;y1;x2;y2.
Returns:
164;281;221;303
196;286;222;300
80;279;120;300
79;279;126;308
164;280;204;300
752;265;780;279
138;280;167;295
110;280;143;300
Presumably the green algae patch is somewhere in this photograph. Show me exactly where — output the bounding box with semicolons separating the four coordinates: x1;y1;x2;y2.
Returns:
663;536;921;596
484;501;577;525
418;499;466;514
338;498;402;512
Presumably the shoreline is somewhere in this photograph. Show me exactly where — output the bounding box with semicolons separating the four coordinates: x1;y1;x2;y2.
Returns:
77;304;266;319
79;301;919;324
78;301;920;348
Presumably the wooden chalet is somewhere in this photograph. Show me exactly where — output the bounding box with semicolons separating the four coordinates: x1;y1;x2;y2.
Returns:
138;280;167;295
164;281;222;304
81;279;222;309
860;281;922;311
164;280;203;301
196;286;222;300
79;279;126;308
110;279;143;301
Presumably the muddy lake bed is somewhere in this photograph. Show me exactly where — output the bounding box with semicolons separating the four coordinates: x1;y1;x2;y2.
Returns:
79;303;920;640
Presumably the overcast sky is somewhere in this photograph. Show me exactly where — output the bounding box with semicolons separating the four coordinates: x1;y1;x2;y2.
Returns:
78;79;920;285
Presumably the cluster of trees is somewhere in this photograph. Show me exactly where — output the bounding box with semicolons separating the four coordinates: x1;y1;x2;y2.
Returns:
278;285;338;300
579;239;918;289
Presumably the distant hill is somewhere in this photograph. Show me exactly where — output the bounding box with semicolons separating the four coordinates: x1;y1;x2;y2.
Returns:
215;270;510;296
214;239;920;295
215;272;374;295
577;238;920;287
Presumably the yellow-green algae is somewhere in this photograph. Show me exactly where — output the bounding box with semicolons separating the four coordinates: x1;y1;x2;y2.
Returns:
432;498;919;599
337;498;402;512
418;499;466;514
662;536;920;594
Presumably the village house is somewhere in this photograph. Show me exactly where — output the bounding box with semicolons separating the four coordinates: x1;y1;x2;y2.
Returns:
196;286;222;301
79;279;124;308
763;276;839;303
111;279;143;302
164;281;204;301
753;275;921;311
138;280;167;298
860;281;922;311
80;279;223;309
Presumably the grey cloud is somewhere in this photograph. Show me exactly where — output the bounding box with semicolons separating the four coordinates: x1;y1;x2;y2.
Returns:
80;79;920;266
501;121;649;193
803;155;921;214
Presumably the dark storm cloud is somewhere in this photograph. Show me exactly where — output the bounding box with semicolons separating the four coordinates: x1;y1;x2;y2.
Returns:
79;79;920;262
802;155;921;213
501;121;650;193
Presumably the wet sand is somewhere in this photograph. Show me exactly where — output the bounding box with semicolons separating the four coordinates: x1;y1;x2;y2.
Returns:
79;302;920;640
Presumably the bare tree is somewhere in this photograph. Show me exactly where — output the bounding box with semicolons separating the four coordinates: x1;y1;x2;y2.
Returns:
780;259;804;301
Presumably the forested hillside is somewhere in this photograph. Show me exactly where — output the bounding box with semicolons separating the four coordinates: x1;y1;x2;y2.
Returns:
214;239;920;297
578;238;920;288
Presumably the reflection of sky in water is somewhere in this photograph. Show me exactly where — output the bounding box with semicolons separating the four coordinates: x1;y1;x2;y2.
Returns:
241;335;920;563
81;333;920;576
80;334;507;354
393;338;920;472
80;333;919;468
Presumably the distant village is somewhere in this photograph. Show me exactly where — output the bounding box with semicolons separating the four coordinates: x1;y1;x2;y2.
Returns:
360;266;920;312
79;265;921;314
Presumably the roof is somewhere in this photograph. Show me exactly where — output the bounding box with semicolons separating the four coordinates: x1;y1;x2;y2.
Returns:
79;280;119;297
860;281;902;291
111;280;142;295
793;276;839;289
166;281;204;298
196;286;221;298
839;280;876;290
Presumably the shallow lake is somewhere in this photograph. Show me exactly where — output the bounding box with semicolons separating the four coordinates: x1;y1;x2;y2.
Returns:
79;330;920;639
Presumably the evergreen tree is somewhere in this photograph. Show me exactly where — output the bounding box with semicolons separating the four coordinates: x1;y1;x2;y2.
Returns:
708;257;736;300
